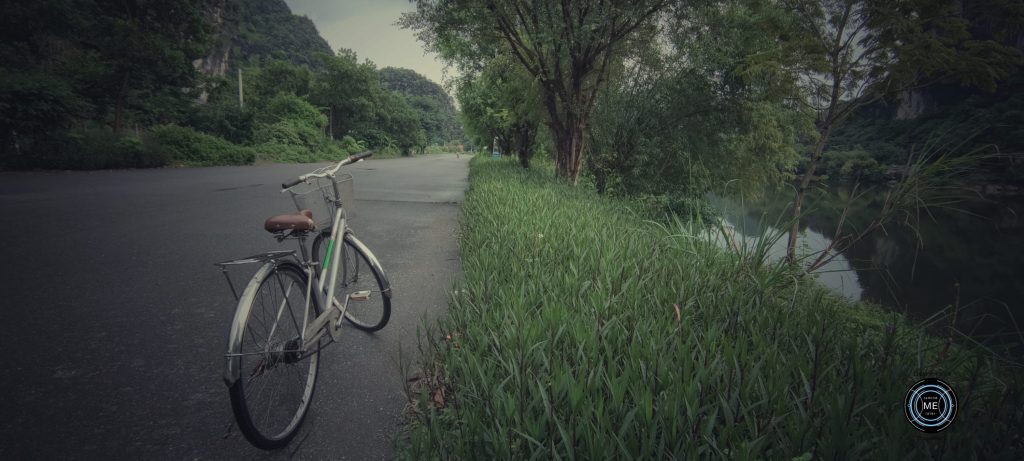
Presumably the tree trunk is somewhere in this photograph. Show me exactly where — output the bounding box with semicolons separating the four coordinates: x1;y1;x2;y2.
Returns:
551;115;587;185
566;120;586;185
515;122;535;169
518;150;531;168
786;124;834;262
498;136;512;158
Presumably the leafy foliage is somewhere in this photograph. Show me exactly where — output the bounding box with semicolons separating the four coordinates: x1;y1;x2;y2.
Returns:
147;124;254;166
403;0;670;182
821;149;884;182
589;1;809;200
0;0;208;158
187;86;254;144
2;126;163;170
380;67;462;144
1;0;457;169
307;50;428;154
455;53;544;167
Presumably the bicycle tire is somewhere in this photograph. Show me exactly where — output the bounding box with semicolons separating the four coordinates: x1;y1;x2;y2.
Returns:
312;231;391;332
228;262;320;449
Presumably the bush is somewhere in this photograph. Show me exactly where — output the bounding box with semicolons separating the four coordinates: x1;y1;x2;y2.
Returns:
253;119;325;150
147;124;254;166
248;92;364;163
3;127;172;170
188;100;254;144
631;192;719;222
254;92;327;128
255;142;326;163
373;145;402;158
337;135;365;153
822;148;885;182
424;144;465;155
254;138;363;164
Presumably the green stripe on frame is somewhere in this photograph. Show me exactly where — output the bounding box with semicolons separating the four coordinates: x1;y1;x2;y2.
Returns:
324;239;335;271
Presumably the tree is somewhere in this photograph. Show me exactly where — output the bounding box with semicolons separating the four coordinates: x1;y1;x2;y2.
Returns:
245;59;315;104
376;90;429;155
234;0;333;68
403;0;669;184
91;0;208;132
589;0;810;199
771;0;1021;262
380;67;462;144
312;49;382;139
455;54;544;168
0;0;207;146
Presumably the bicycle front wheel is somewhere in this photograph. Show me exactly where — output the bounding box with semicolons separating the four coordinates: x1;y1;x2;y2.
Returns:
228;262;320;450
312;231;391;332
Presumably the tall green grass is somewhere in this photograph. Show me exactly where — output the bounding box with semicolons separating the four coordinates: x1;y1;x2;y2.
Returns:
399;157;1023;460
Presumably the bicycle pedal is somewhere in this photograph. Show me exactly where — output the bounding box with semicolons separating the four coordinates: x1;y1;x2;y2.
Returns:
349;290;371;301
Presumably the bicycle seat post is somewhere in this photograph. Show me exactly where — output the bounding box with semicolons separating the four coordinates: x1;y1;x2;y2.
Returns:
295;233;311;266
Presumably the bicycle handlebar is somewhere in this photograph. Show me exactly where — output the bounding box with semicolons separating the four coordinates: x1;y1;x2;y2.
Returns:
281;150;374;190
350;150;374;162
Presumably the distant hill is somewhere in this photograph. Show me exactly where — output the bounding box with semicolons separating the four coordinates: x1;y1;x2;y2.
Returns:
235;0;333;67
380;67;451;102
197;0;333;76
380;67;462;144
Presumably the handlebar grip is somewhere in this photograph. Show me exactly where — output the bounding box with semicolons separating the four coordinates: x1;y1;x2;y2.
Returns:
350;150;374;161
282;177;302;189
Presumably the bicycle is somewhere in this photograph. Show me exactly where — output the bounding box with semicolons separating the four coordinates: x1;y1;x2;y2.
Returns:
215;151;392;449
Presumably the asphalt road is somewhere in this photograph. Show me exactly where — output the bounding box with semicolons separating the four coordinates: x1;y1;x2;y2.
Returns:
0;153;469;459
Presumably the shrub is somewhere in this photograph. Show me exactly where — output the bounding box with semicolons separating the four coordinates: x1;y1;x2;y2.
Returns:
254;138;362;164
147;124;254;166
373;145;402;158
822;148;885;182
247;92;365;163
337;135;365;153
253;142;311;163
631;192;719;222
254;92;326;128
4;127;172;170
253;119;325;150
188;101;254;144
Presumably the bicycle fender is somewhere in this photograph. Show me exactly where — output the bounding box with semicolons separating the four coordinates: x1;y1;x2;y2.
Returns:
223;261;277;387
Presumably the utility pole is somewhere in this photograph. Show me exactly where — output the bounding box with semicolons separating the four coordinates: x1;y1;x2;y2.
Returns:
238;68;244;108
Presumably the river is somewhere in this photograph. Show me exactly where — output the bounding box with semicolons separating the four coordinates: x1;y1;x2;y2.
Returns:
712;184;1024;352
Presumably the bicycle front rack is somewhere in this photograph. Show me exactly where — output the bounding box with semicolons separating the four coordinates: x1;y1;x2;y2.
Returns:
214;250;296;302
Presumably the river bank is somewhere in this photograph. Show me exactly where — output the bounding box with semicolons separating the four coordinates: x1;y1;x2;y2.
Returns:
398;157;1023;459
712;183;1024;352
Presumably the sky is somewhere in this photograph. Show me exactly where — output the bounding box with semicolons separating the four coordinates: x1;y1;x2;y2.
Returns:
284;0;449;87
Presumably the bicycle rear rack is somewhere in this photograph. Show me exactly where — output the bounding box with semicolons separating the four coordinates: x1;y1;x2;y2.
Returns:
214;250;296;302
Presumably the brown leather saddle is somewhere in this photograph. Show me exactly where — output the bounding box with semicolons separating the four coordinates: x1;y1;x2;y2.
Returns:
264;209;315;232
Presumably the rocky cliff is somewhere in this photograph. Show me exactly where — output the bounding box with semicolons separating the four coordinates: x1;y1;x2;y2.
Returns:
194;0;236;78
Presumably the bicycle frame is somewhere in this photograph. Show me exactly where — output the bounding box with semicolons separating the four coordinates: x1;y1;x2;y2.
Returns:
298;204;347;352
222;168;391;387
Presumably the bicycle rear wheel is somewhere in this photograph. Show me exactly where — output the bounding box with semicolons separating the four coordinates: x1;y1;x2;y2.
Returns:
228;262;320;449
312;231;391;331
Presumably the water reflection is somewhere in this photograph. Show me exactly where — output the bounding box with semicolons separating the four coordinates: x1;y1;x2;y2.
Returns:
711;187;1024;349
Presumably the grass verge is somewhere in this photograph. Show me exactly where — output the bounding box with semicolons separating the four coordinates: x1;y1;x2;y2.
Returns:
399;157;1022;459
